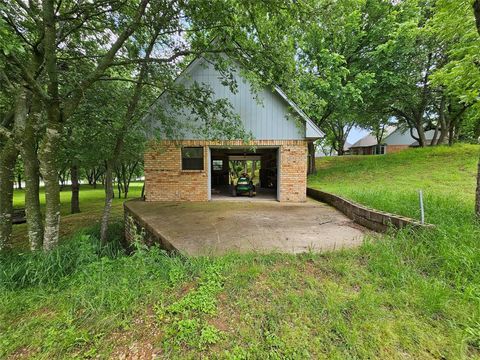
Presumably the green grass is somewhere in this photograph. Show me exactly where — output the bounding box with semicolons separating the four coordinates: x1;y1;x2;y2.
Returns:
1;145;480;359
11;182;143;249
309;144;478;226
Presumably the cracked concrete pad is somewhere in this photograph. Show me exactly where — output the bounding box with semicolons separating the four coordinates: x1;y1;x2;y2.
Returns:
125;199;366;256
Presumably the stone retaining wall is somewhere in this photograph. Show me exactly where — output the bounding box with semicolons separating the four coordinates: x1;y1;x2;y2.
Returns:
307;188;434;232
124;202;176;251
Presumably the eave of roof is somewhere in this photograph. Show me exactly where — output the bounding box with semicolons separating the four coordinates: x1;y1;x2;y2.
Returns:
273;86;324;138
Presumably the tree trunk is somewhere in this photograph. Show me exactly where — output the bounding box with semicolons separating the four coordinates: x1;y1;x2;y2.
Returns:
122;164;130;199
431;125;439;146
437;96;448;145
0;140;19;250
99;26;157;245
117;176;122;199
416;122;427;147
337;135;346;156
476;157;480;218
100;160;115;245
86;170;93;185
11;88;44;250
40;0;62;251
39;126;62;251
59;169;67;190
437;124;449;145
474;0;480;36
70;161;80;214
18;98;44;250
448;121;455;146
124;161;138;199
17;173;22;189
22;133;44;250
307;142;316;175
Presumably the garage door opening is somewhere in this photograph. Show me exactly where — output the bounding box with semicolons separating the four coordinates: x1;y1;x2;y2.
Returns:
209;147;278;201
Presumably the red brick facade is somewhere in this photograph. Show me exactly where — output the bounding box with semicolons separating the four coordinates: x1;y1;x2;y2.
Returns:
144;140;308;202
386;145;409;154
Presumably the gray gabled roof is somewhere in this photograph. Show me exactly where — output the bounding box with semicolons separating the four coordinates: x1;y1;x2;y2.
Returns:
350;126;397;148
350;134;378;148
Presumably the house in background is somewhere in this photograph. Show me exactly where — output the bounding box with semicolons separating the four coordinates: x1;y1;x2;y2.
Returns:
349;134;385;155
143;56;324;202
315;141;352;157
350;128;438;155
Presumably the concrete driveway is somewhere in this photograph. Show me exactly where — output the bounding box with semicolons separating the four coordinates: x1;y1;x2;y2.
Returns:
125;199;366;256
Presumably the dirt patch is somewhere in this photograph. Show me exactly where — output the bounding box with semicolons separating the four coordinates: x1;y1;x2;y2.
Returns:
8;347;36;359
108;314;163;360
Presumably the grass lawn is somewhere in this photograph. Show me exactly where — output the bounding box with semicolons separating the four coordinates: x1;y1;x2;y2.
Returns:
1;145;480;359
309;144;478;225
11;182;143;249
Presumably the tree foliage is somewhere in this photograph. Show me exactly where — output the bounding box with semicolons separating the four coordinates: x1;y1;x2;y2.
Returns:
1;0;479;249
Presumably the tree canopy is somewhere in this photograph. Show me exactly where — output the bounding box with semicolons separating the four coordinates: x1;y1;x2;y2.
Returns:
0;0;479;250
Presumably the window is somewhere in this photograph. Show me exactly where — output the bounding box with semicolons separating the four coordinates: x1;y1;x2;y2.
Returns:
212;160;223;171
182;147;204;170
375;144;386;155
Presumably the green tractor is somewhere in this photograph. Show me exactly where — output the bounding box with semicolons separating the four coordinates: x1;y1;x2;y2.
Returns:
232;173;256;197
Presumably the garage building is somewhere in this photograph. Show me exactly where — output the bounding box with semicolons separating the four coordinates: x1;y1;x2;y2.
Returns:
143;56;324;202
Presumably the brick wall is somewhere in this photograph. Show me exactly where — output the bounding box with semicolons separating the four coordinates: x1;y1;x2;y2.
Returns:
144;140;308;202
278;142;307;202
144;141;209;202
124;201;176;250
386;145;409;154
307;188;434;232
350;146;374;155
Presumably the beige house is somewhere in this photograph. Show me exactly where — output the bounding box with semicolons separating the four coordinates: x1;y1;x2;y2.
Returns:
350;128;439;156
143;57;323;202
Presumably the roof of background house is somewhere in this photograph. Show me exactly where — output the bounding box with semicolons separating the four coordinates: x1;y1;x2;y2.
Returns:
350;134;378;148
350;126;399;148
384;128;438;146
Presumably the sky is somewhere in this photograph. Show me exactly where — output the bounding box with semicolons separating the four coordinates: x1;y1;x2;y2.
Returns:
347;127;369;145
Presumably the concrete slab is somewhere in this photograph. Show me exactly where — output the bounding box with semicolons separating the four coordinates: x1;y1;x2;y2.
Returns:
211;188;277;201
125;199;366;256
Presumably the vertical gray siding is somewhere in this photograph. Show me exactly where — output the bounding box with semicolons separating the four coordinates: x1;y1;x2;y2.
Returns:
152;58;305;140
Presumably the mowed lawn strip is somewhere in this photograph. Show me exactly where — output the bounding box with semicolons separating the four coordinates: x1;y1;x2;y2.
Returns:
11;182;143;249
1;146;479;358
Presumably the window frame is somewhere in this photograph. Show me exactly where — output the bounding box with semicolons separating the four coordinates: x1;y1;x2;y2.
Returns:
375;144;386;155
212;159;223;171
181;146;204;171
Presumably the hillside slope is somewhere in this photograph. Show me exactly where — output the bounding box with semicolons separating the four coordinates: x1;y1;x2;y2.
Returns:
309;144;479;226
